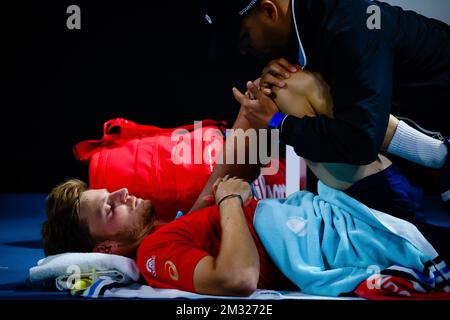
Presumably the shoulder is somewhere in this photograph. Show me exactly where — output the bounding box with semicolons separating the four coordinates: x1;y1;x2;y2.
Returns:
301;0;372;30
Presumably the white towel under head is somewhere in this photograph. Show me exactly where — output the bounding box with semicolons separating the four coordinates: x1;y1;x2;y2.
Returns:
29;252;140;287
28;253;362;300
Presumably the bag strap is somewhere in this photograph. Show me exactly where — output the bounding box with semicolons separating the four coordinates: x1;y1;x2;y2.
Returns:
73;118;227;161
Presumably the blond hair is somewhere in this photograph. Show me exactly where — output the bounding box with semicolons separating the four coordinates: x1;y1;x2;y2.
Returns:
42;179;94;256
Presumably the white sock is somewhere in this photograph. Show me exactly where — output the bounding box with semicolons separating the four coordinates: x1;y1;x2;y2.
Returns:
387;120;448;169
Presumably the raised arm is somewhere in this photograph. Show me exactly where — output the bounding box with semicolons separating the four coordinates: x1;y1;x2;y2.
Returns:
189;105;263;213
193;176;259;296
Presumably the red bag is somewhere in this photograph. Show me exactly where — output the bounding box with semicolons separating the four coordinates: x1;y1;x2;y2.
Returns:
74;118;298;222
74;118;227;221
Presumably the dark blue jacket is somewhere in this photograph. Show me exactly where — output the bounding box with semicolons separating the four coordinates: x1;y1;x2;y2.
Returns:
282;0;450;164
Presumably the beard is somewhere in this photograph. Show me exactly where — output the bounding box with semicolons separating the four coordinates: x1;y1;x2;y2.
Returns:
116;200;154;248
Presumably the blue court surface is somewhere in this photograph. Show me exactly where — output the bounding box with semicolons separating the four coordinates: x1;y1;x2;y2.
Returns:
0;193;449;300
0;194;73;299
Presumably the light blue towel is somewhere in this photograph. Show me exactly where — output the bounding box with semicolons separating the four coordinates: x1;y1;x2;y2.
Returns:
254;181;438;297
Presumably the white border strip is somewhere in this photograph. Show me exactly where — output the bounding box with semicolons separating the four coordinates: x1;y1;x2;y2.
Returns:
286;145;301;196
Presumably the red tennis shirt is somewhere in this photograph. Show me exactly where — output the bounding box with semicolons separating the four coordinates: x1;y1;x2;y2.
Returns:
136;199;295;293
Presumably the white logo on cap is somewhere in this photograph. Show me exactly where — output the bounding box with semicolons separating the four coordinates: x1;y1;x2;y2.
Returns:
239;0;258;16
205;14;213;25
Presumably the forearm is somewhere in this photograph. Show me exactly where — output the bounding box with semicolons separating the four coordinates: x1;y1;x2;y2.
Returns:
215;198;260;291
192;177;259;296
189;108;261;212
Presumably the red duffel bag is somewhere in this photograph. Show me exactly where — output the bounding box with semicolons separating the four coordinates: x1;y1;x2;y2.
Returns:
73;118;227;221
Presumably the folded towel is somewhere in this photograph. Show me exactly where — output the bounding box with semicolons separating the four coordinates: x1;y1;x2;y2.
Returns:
29;253;140;290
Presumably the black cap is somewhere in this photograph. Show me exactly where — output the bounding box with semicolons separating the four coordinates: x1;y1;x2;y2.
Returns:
203;0;260;32
203;0;261;61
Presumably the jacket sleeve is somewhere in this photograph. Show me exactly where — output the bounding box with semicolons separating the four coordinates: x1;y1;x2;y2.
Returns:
281;29;393;165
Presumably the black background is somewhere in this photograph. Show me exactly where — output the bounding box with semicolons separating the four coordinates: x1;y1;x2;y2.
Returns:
7;1;262;193
7;1;447;194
